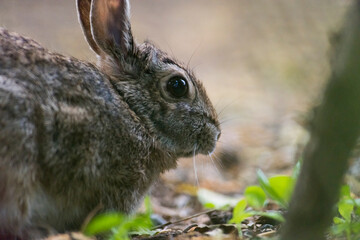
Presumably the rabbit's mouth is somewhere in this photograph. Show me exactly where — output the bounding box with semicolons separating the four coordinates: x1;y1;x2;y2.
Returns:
179;149;204;158
178;132;220;158
196;140;217;156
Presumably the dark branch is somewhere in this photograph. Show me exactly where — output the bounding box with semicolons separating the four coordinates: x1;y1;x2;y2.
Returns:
280;1;360;239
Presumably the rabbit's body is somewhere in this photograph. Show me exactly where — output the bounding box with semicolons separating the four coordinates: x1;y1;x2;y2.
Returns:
0;27;170;234
0;0;220;238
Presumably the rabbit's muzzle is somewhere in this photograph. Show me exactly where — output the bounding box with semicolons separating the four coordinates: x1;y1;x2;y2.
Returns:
196;121;221;155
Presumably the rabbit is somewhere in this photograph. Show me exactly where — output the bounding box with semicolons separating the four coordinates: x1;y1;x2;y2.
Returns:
0;0;221;239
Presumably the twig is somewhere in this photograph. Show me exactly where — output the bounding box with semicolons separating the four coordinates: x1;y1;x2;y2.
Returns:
80;203;104;232
151;209;217;230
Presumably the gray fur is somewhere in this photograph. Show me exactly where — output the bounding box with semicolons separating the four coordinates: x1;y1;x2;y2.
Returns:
0;0;220;239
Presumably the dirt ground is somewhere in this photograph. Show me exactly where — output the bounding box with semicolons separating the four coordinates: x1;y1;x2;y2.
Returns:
0;0;351;238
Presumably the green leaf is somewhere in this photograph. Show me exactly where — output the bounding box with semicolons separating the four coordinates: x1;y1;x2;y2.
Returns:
257;170;280;201
340;185;351;198
133;214;153;229
83;197;154;239
330;222;349;235
110;214;153;240
84;212;125;236
244;185;266;209
229;199;252;224
338;198;354;222
144;195;152;216
333;216;346;224
229;212;253;224
268;175;295;205
233;199;247;215
352;221;360;233
111;226;130;240
204;203;216;209
257;169;270;186
257;170;288;208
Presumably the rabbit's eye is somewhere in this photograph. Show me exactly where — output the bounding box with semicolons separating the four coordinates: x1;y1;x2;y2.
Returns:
167;77;188;98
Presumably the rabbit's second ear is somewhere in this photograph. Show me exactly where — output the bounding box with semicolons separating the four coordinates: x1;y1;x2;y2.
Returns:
77;0;102;55
90;0;134;58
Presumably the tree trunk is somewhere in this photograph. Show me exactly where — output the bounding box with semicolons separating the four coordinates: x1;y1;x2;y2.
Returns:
280;1;360;239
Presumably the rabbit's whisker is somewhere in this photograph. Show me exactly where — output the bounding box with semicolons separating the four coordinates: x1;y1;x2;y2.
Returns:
216;98;239;118
163;39;176;60
186;39;203;70
211;152;224;169
213;98;222;110
193;143;199;186
219;117;242;126
208;152;222;177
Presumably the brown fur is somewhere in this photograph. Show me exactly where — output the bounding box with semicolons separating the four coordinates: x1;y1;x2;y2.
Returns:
0;0;220;239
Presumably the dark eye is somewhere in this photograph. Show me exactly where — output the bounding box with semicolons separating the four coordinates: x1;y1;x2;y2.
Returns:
166;77;188;98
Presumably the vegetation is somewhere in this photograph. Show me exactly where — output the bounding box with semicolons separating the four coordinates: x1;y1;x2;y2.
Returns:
331;185;360;239
83;197;154;240
81;160;359;239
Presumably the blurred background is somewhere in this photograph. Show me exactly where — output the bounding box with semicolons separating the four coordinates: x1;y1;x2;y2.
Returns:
0;0;350;196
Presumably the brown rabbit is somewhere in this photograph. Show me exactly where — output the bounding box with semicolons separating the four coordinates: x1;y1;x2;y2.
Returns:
0;0;220;239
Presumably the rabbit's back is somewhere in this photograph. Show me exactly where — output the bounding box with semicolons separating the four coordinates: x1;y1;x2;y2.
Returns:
0;27;132;171
0;28;160;234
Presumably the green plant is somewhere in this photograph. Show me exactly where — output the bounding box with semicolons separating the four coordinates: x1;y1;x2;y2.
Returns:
83;196;154;240
198;160;360;239
256;169;295;208
244;185;266;210
330;185;360;240
228;199;252;235
227;165;300;234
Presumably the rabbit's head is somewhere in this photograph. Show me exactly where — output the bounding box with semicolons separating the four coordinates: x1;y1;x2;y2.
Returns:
77;0;220;157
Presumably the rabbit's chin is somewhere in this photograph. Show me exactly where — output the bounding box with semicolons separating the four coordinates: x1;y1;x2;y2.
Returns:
179;150;197;158
177;143;217;158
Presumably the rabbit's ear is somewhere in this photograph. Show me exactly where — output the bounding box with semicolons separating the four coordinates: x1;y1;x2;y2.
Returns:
77;0;102;55
90;0;134;58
